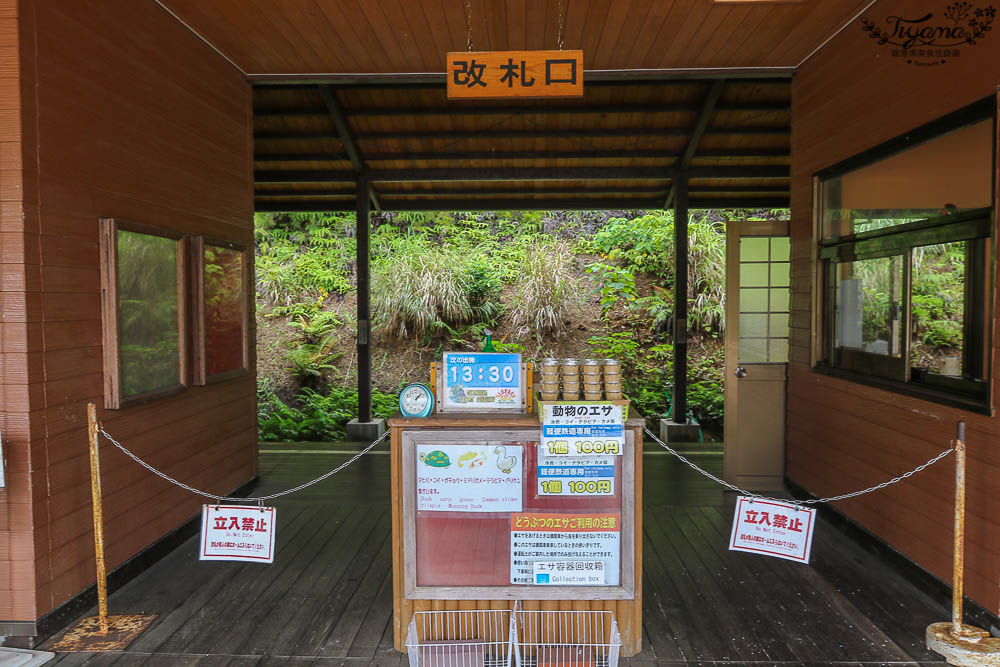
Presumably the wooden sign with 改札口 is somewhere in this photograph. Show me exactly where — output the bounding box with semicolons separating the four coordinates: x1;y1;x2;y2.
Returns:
446;50;583;100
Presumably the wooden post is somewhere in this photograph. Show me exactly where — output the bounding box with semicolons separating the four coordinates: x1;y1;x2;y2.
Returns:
87;402;110;635
672;174;689;423
951;420;966;637
356;170;372;423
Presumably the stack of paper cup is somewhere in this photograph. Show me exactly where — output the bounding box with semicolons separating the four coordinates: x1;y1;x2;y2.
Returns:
583;359;603;400
603;359;622;400
540;358;560;401
560;358;580;400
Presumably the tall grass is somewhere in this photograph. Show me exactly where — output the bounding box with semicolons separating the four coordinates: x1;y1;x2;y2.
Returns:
508;243;582;342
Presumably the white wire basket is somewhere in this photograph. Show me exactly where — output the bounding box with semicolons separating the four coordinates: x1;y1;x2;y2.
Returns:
513;610;621;667
405;609;515;667
404;607;621;667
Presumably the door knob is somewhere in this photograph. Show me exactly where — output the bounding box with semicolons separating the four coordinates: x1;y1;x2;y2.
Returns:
734;366;747;378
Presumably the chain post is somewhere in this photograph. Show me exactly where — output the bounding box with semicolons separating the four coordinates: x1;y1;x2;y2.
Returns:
87;402;110;635
951;420;967;638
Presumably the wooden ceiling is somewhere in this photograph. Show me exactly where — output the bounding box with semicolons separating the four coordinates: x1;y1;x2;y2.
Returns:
155;0;868;211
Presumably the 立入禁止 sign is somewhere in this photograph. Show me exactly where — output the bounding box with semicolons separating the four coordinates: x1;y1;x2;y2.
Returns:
416;443;523;512
200;505;276;563
446;50;583;99
729;496;815;563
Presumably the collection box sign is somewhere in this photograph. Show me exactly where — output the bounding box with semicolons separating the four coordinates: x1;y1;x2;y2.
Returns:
200;505;277;563
446;50;584;100
533;560;606;586
441;352;523;411
729;497;816;564
540;402;624;456
510;512;620;585
537;447;615;496
416;443;523;512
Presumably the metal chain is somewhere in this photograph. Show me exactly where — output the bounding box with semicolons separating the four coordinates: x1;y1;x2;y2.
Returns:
98;427;390;503
557;0;567;50
641;425;954;506
464;0;474;51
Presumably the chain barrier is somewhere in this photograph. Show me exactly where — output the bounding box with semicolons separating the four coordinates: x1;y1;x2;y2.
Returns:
98;427;390;504
641;425;954;506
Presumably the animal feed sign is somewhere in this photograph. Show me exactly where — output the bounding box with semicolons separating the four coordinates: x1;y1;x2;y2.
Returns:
416;443;523;512
729;497;815;563
200;505;277;563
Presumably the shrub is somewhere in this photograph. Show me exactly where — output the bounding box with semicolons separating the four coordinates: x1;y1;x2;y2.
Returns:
258;385;399;442
508;243;581;342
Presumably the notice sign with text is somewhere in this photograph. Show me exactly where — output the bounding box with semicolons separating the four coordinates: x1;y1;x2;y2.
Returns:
200;505;276;563
417;444;522;512
729;497;815;564
510;512;620;585
446;50;583;99
441;352;523;411
541;403;624;456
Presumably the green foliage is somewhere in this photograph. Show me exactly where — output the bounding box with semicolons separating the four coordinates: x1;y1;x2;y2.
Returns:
372;247;502;339
255;212;355;305
508;243;582;342
634;286;672;334
258;385;399;442
586;262;637;316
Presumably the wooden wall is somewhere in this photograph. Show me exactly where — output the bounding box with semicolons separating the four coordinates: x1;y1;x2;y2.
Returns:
0;0;35;626
788;0;1000;614
0;0;255;625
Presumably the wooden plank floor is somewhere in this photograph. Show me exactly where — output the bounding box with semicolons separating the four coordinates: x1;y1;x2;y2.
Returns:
41;443;950;666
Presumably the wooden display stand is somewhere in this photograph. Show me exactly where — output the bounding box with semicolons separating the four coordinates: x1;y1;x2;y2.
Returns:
388;412;644;657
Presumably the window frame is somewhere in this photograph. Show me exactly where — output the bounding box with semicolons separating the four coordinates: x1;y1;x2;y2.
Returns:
191;236;251;385
814;97;996;412
99;218;190;410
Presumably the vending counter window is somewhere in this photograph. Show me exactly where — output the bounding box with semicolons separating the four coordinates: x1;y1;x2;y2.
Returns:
389;412;644;657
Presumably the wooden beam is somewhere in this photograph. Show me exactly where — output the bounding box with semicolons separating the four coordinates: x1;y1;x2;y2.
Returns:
254;127;790;141
318;85;380;211
254;196;789;212
254;165;790;184
255;186;786;198
667;80;725;208
248;69;794;86
254;101;790;119
255;148;789;162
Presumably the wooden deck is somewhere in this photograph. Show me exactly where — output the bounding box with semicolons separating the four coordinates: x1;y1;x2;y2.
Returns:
41;443;951;666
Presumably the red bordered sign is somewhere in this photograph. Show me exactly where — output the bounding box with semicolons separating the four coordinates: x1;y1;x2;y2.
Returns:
729;497;815;563
199;505;277;563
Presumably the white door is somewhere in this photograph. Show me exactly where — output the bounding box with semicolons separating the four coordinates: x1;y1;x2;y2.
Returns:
724;221;790;491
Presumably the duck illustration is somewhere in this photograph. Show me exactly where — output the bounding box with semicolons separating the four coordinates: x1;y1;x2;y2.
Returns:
493;446;517;474
457;450;487;469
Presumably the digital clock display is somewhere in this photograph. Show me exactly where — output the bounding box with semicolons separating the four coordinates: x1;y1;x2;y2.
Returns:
441;352;522;410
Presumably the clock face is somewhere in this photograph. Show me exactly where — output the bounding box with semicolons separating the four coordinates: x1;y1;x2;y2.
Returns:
399;383;433;417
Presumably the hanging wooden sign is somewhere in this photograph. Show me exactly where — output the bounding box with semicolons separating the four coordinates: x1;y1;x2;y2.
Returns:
446;50;583;99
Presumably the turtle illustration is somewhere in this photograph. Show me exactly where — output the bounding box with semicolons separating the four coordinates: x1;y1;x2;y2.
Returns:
419;450;451;468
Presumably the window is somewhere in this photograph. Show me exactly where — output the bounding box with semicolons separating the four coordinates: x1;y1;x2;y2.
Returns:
193;237;249;383
816;99;994;409
99;219;188;408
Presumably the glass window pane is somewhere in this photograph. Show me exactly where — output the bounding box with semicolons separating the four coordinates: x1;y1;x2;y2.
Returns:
117;230;179;398
740;288;768;312
768;339;789;363
820;118;992;239
205;245;245;376
770;237;790;261
740;263;769;287
769;313;789;338
910;241;965;377
770;288;790;311
835;255;904;357
739;338;767;363
770;262;790;287
740;237;769;261
739;313;767;338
